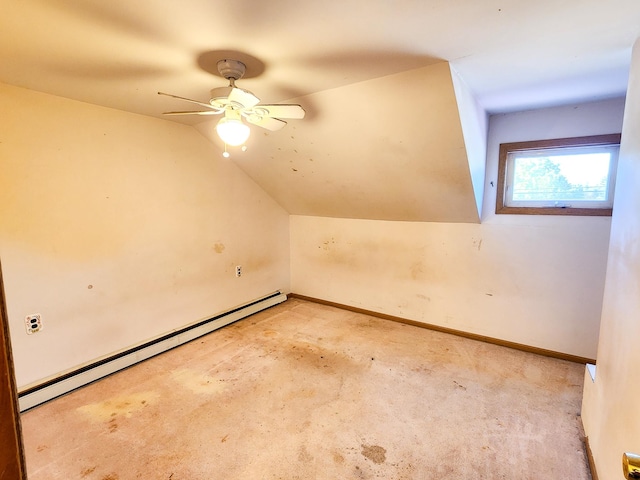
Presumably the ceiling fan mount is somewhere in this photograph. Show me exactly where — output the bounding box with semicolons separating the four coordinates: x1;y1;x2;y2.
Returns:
216;59;246;82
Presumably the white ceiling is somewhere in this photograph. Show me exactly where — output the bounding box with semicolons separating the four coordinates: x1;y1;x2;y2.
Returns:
2;0;639;222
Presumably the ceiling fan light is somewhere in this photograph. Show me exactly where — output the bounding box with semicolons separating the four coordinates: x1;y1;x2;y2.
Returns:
216;117;250;146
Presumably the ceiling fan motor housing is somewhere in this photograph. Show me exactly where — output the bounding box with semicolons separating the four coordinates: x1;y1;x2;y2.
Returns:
209;86;234;106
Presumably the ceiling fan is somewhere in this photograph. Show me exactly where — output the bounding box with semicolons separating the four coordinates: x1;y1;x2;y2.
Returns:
158;59;305;154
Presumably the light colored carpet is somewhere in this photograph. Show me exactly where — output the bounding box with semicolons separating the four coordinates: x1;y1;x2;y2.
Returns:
21;298;590;479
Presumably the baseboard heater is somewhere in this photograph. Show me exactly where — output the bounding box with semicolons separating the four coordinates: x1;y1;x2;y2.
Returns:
18;291;287;412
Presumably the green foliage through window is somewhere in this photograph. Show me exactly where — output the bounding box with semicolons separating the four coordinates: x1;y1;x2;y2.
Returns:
511;154;610;202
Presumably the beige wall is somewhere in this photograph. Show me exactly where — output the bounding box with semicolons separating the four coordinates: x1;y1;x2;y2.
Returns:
0;74;628;404
291;98;625;359
582;39;640;480
0;83;290;388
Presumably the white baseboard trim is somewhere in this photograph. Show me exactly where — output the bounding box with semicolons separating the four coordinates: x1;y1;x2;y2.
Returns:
18;292;287;411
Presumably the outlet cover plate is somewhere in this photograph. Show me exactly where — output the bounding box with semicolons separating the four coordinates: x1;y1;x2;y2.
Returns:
25;314;43;335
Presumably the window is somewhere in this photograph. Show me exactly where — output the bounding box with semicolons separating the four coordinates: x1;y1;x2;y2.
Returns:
496;134;621;216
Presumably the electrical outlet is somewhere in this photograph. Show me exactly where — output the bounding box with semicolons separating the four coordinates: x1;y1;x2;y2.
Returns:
25;314;43;335
235;265;242;277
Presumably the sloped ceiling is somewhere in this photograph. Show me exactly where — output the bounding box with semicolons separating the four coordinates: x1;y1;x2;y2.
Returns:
1;1;639;222
196;62;483;222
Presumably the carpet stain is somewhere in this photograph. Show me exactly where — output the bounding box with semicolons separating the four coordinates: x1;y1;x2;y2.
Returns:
453;380;467;390
171;368;227;395
80;466;96;477
333;451;345;464
361;444;386;464
108;418;118;433
286;387;317;400
298;445;314;463
78;391;159;422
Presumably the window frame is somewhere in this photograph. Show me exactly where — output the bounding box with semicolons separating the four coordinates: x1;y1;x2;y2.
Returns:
495;134;621;216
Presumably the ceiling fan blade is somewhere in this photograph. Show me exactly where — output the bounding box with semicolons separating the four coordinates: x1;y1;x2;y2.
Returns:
245;115;287;131
228;87;260;109
157;91;215;110
162;110;222;116
254;104;305;119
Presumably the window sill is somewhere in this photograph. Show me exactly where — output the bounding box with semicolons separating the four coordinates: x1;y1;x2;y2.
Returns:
496;206;612;216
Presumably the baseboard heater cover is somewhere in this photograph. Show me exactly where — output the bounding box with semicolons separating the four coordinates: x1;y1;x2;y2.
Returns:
18;291;287;412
